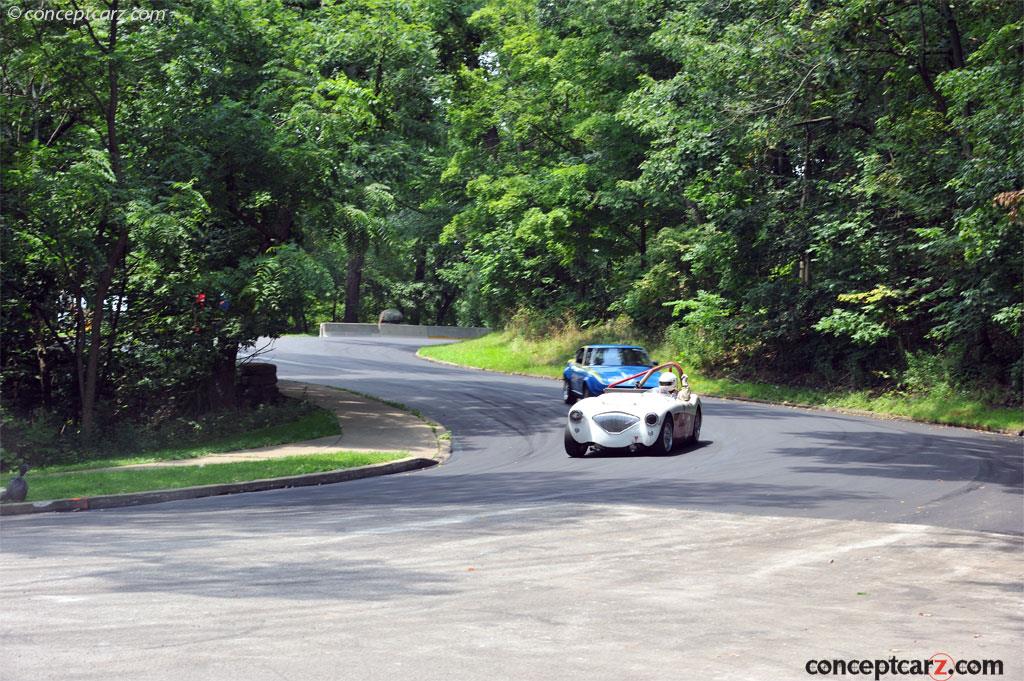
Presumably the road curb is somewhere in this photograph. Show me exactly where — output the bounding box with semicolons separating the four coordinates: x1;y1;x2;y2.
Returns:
1;381;455;517
0;456;437;516
416;349;1020;438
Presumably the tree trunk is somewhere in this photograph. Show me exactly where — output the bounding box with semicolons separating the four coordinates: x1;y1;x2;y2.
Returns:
73;293;86;417
342;249;366;323
80;4;126;438
936;1;972;157
80;227;128;436
33;317;52;409
639;219;647;269
208;342;238;410
798;120;813;286
104;260;130;373
411;242;426;325
937;1;966;69
435;289;456;325
915;0;949;116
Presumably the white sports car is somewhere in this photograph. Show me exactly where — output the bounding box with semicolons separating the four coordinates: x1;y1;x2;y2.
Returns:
564;362;702;457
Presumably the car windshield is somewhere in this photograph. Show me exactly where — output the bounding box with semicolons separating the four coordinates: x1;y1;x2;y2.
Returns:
590;348;651;367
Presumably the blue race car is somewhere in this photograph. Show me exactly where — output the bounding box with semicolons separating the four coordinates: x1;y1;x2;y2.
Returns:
562;344;659;403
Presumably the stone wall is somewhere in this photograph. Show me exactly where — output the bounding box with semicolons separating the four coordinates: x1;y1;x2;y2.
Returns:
319;323;490;339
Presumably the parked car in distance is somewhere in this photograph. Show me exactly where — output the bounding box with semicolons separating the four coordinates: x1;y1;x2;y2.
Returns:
562;344;659;403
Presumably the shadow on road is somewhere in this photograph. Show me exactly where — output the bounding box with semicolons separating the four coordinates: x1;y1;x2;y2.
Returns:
773;428;1023;492
584;440;713;459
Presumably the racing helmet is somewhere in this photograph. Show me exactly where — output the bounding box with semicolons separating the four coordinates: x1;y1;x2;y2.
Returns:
658;372;677;392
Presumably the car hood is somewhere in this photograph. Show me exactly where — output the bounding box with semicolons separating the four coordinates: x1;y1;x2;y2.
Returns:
587;365;659;386
572;390;675;418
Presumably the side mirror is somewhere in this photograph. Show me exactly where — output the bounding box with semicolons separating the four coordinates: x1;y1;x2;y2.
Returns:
651;360;659;366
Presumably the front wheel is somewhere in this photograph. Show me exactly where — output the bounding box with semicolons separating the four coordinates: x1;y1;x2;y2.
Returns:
562;379;577;405
564;426;587;457
650;417;674;455
688;408;702;443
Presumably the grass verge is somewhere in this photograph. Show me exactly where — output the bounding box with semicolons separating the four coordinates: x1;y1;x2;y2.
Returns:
420;330;1023;433
10;405;341;474
1;451;406;503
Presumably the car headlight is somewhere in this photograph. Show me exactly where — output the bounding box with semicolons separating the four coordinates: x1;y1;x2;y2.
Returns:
645;413;658;425
569;410;583;422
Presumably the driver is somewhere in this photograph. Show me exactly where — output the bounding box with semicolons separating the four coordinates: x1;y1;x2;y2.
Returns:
657;372;677;396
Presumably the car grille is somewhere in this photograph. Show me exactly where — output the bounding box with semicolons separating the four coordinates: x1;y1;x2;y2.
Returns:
593;412;639;434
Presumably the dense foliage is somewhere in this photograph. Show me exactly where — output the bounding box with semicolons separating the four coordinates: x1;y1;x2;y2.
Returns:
439;0;1022;398
2;0;1021;443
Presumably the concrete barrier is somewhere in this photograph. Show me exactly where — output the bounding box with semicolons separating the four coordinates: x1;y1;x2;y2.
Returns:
320;322;490;339
318;323;379;336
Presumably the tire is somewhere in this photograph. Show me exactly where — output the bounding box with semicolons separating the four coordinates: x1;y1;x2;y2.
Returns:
688;408;702;443
562;379;577;405
564;426;587;458
651;417;674;455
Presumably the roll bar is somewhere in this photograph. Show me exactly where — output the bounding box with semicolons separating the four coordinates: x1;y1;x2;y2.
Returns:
606;361;686;391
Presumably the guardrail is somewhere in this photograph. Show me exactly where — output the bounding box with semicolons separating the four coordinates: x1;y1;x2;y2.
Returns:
319;322;490;339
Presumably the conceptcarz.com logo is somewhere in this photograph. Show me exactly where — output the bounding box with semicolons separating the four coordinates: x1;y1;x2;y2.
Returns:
804;653;1004;680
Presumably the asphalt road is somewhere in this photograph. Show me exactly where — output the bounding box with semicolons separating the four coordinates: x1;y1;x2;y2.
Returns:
1;335;1021;681
260;336;1023;536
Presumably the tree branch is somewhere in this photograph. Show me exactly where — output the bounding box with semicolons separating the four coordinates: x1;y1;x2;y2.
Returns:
45;111;81;146
69;0;110;54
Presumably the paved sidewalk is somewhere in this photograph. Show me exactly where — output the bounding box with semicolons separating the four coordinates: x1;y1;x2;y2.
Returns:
88;381;439;471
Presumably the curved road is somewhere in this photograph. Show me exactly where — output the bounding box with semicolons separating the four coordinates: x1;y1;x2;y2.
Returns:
2;335;1021;681
264;335;1021;535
